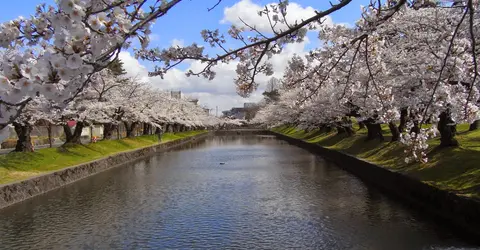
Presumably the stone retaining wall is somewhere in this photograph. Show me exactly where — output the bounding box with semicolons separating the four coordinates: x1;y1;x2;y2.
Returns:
272;132;480;242
0;132;210;210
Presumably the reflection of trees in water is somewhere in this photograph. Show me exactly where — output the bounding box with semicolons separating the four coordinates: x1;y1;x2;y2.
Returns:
309;158;404;225
0;205;36;244
290;157;382;223
0;135;468;249
310;159;417;227
0;158;170;248
205;135;280;147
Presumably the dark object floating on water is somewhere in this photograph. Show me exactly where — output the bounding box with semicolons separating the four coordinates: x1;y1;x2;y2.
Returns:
219;162;225;165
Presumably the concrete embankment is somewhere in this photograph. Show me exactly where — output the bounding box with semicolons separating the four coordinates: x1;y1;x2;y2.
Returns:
271;131;480;242
0;132;210;210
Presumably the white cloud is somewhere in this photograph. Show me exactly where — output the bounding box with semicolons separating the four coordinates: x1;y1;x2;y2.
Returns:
118;1;315;113
149;33;160;41
119;35;309;112
118;51;150;81
189;92;263;113
221;0;334;33
171;38;185;47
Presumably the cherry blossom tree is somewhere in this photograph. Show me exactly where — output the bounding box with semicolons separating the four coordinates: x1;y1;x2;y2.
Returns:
59;67;132;143
254;0;480;163
0;0;183;130
10;96;55;151
1;0;479;163
138;0;412;97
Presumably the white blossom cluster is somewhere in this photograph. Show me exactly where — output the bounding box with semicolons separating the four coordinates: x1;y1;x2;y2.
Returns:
0;68;223;143
1;0;480;160
0;0;173;127
255;3;480;163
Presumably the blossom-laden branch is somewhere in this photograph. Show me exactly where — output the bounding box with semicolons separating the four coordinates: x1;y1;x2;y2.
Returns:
0;0;184;127
253;1;480;163
139;0;358;97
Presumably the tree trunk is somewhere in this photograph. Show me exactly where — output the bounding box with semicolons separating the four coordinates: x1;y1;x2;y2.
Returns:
343;117;355;136
388;122;400;142
117;126;121;139
47;123;53;148
319;124;331;133
155;127;162;141
409;111;420;134
398;107;409;132
143;123;150;135
125;122;132;138
438;110;459;147
63;124;73;142
409;121;420;135
64;122;84;144
13;122;34;152
103;123;115;140
358;121;365;130
469;120;480;131
72;122;84;144
90;126;93;142
125;122;138;138
365;119;384;141
337;125;355;136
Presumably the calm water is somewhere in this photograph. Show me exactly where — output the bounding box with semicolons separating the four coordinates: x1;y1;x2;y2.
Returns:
0;136;476;249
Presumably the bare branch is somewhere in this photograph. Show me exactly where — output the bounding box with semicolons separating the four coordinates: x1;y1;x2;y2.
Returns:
420;5;468;125
464;0;479;119
207;0;223;12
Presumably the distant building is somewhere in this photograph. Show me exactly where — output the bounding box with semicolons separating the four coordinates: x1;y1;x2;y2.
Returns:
222;107;246;120
244;102;257;108
188;98;199;105
244;102;260;120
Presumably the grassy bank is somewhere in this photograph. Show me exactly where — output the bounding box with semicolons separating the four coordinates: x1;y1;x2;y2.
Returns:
272;125;480;199
0;130;207;185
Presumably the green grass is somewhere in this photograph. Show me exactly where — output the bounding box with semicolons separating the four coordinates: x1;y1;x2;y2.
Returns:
0;130;207;185
272;125;480;199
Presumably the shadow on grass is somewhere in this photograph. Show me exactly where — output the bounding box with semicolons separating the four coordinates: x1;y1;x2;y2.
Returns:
56;145;89;158
0;152;38;171
320;135;350;148
114;140;135;149
302;130;323;141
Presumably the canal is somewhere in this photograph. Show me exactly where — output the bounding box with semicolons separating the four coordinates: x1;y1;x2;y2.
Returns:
0;135;474;249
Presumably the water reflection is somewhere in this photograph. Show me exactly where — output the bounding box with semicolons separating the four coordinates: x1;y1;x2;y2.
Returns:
0;135;474;249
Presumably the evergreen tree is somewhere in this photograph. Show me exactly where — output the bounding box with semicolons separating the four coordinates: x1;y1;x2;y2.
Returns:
108;58;127;76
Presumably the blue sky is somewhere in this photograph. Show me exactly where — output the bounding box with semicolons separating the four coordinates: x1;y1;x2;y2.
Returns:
0;0;368;59
0;0;370;112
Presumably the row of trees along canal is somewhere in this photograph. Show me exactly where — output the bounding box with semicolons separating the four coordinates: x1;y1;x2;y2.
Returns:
1;58;231;152
0;0;479;161
252;1;480;163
